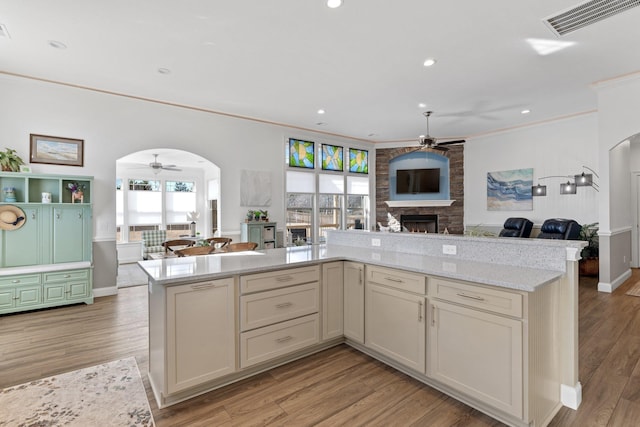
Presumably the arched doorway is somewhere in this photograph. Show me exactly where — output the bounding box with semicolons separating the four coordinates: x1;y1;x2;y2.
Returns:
115;148;220;263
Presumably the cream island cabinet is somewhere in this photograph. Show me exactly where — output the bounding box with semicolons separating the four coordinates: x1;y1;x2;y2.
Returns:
141;239;580;426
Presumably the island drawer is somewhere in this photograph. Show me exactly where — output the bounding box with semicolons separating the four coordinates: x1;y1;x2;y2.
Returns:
240;265;320;294
240;282;319;331
429;277;523;318
366;265;426;294
240;314;320;368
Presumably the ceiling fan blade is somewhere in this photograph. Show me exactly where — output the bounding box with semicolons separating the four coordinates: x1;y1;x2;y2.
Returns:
435;139;466;146
162;167;182;171
432;145;449;152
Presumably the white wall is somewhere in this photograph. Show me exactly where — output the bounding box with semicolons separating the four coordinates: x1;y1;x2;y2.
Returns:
464;114;599;228
1;74;373;290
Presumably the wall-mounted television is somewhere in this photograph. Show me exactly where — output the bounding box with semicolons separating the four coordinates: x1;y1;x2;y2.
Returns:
396;168;440;194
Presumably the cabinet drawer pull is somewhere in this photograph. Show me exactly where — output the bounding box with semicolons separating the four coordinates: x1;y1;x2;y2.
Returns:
275;275;293;282
456;292;485;301
359;268;363;285
418;300;423;322
64;274;71;278
384;277;404;283
276;335;293;343
275;302;293;309
190;283;216;291
12;279;20;283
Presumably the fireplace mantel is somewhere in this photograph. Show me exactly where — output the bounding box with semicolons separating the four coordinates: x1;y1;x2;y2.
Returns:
385;200;456;208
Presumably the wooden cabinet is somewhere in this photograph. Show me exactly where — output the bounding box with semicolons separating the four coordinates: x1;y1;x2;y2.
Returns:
322;261;343;340
365;266;426;373
239;265;320;368
166;279;236;394
0;274;42;313
427;277;524;418
241;222;277;249
0;172;93;314
343;261;364;343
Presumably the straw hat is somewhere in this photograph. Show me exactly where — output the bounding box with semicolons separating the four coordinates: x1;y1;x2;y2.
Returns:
0;205;26;231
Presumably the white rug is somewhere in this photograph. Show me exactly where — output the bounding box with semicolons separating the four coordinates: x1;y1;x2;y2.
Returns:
0;357;154;426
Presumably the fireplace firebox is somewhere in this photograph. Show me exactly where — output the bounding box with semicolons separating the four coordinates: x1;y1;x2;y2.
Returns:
400;214;438;233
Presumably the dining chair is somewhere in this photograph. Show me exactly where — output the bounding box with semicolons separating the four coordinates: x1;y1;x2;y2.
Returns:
205;237;232;250
163;239;196;254
223;242;258;252
174;246;216;257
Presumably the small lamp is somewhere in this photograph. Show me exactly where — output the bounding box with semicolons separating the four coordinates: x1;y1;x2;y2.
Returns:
532;184;547;197
574;172;593;187
560;181;577;195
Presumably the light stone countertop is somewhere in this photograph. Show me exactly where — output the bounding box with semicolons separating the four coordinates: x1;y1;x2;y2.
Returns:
138;244;563;292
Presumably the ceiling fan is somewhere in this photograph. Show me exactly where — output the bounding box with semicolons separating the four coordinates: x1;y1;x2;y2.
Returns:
416;111;465;152
148;154;182;173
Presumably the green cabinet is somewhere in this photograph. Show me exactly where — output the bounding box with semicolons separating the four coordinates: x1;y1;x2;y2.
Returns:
240;222;277;249
0;172;93;314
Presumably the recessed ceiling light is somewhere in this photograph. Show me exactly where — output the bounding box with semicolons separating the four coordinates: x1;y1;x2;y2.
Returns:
317;109;326;114
521;109;531;114
327;0;343;8
418;103;427;108
157;68;171;75
423;58;437;67
48;40;67;49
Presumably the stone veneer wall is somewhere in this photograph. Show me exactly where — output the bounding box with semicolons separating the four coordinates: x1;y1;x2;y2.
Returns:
376;145;464;234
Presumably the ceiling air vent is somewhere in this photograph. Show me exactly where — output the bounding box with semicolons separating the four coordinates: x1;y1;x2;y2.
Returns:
544;0;640;36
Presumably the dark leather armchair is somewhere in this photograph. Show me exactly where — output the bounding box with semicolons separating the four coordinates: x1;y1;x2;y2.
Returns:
537;218;581;240
499;217;533;238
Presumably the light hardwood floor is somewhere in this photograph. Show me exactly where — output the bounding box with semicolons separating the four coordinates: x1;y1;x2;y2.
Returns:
1;271;640;426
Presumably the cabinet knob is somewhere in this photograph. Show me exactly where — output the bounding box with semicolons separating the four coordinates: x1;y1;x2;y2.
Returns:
31;212;36;220
64;274;71;278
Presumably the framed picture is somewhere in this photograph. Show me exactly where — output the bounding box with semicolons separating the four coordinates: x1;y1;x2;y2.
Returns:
30;134;84;167
349;148;368;174
288;138;314;169
321;144;343;171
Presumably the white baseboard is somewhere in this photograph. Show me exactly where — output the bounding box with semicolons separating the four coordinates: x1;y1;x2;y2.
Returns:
598;268;632;293
561;382;582;409
93;286;118;297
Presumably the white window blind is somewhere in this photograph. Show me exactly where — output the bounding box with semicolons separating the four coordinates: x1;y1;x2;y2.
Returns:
319;174;344;194
127;191;162;225
286;171;315;193
347;175;369;194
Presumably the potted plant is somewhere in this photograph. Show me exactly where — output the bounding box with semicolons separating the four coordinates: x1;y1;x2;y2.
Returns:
579;222;599;276
260;210;269;221
0;148;25;172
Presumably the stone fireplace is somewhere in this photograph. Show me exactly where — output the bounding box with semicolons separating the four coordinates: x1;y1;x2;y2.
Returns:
401;214;438;233
376;145;464;234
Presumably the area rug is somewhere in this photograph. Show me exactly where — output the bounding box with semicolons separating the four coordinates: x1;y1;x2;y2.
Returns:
0;357;154;426
626;280;640;297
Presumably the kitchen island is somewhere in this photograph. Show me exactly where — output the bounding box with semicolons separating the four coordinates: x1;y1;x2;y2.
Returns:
139;231;584;427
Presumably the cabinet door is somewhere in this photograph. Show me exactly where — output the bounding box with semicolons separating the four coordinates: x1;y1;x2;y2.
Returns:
365;283;425;373
15;285;42;308
1;207;42;267
322;262;344;340
343;261;364;343
166;278;236;394
248;225;263;248
53;206;87;263
428;300;523;418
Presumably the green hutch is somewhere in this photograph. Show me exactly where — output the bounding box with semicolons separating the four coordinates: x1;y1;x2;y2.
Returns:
0;172;93;314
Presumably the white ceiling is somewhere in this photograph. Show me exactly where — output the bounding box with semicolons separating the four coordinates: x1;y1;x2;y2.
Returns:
1;0;639;144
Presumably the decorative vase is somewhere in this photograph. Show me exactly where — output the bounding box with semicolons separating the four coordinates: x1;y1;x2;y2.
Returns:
3;187;16;202
72;190;84;204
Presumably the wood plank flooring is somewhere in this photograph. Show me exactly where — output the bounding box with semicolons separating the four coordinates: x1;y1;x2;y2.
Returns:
2;271;640;426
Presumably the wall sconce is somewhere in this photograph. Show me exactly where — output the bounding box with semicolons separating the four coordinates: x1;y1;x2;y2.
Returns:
532;166;598;197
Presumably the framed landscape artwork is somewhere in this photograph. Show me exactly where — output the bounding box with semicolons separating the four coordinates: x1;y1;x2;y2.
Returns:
321;144;343;171
349;148;368;174
30;134;84;167
486;168;533;211
289;138;314;169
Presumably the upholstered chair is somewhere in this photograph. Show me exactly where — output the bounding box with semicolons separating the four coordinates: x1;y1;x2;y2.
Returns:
537;218;581;240
498;217;534;238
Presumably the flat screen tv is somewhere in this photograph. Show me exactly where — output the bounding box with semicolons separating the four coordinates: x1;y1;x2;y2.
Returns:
396;168;440;194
